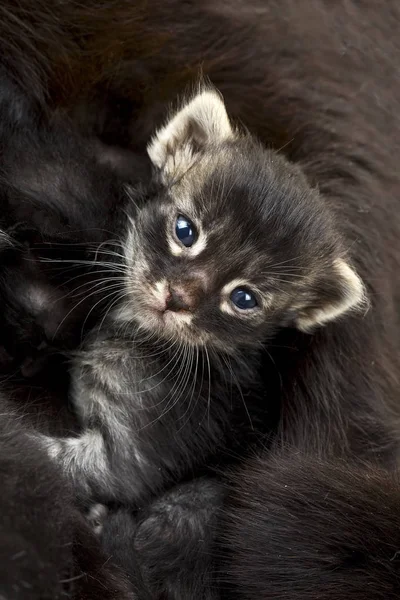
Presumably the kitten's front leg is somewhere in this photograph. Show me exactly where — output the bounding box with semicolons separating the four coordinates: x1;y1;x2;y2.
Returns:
38;389;166;504
38;350;139;502
39;428;116;502
40;417;169;505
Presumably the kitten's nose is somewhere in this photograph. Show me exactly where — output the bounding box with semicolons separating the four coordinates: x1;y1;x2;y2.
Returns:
165;285;196;312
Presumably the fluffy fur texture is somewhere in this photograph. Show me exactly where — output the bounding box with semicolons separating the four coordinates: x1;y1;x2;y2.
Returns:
0;65;152;373
1;1;400;598
218;450;400;599
0;61;146;600
99;478;222;600
0;402;137;600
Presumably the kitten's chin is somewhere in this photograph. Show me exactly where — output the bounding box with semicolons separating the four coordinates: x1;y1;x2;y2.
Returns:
155;309;205;346
162;309;193;329
152;309;221;348
113;304;244;354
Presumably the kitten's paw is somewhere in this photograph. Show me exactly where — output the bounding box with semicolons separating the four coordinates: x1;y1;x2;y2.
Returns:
87;503;108;535
26;431;63;460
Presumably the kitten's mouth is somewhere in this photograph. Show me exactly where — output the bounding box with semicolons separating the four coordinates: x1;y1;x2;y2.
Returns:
162;308;193;326
129;301;211;348
127;279;207;345
149;303;199;342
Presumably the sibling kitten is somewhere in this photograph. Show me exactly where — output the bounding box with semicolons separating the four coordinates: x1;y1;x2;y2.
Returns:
39;88;365;505
0;66;151;376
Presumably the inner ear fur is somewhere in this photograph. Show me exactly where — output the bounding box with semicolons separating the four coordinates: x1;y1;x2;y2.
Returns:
147;87;236;177
296;259;368;332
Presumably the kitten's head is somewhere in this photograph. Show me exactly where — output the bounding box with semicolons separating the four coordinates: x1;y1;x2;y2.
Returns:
116;88;367;353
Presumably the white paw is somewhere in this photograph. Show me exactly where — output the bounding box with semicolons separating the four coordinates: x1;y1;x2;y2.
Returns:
27;432;63;460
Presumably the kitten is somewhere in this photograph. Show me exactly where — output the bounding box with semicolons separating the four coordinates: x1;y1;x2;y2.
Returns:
0;65;151;376
38;88;365;506
2;1;400;598
38;0;400;463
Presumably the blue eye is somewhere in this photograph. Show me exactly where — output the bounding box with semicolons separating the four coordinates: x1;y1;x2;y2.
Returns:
230;288;258;310
175;215;196;247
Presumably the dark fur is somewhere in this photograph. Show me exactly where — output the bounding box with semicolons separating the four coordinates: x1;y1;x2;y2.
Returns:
218;450;400;599
1;1;400;599
2;0;394;457
0;402;137;600
0;64;149;599
99;478;222;600
0;64;152;373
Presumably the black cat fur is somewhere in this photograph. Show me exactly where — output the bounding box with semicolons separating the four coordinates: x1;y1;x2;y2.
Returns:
98;478;222;600
0;400;138;600
0;70;148;598
218;449;400;600
0;234;143;599
99;451;400;600
0;63;152;372
1;1;400;599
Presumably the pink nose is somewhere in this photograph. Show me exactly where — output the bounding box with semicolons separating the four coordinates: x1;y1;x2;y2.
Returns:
164;283;201;312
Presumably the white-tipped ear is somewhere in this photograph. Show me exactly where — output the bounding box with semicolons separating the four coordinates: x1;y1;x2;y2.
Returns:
147;89;235;178
296;259;368;332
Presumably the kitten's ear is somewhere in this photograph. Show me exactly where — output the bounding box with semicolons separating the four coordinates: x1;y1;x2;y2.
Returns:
296;259;368;332
147;89;235;178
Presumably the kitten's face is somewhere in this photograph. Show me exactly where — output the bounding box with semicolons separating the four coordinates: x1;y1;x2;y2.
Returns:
115;90;365;353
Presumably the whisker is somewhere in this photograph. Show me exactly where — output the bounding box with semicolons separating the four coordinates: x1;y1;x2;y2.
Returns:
224;354;254;431
37;257;127;271
169;343;194;413
269;256;303;268
204;346;212;428
51;269;125;292
135;340;183;390
178;344;199;427
155;342;193;422
51;285;121;341
54;279;125;305
138;344;187;427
